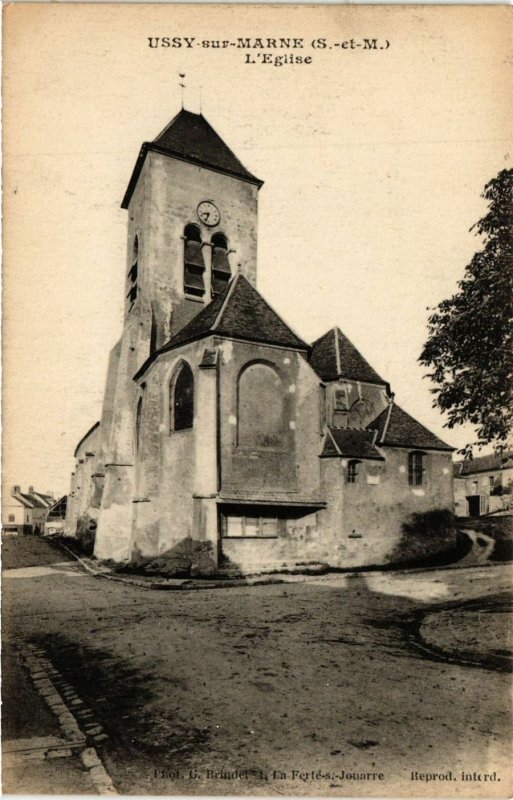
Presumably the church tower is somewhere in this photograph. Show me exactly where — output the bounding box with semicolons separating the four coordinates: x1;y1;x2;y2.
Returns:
121;109;263;371
93;109;263;561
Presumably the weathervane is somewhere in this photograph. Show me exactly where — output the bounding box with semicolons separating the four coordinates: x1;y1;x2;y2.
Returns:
179;73;186;108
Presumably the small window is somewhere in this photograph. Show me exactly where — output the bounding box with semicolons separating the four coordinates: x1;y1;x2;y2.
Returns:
171;363;194;432
222;515;278;538
8;514;15;522
211;232;231;297
26;515;30;523
150;306;158;355
127;235;139;312
347;460;361;484
335;387;349;412
488;476;495;490
184;224;205;297
408;451;426;486
135;397;143;452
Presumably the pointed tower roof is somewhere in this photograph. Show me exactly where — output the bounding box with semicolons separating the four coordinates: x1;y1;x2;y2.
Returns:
309;327;386;385
122;109;263;208
134;275;308;380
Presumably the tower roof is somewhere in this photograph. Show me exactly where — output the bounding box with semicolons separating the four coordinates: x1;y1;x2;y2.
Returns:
122;109;263;208
309;327;386;385
134;275;308;380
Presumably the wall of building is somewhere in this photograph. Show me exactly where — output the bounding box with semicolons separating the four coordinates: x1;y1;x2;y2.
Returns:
2;498;29;532
65;425;101;537
454;467;513;516
320;447;454;567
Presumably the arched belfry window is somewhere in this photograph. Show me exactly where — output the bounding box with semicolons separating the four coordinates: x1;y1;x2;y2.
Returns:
127;235;139;308
171;363;194;432
183;224;205;297
211;232;231;297
238;363;284;448
135;396;143;452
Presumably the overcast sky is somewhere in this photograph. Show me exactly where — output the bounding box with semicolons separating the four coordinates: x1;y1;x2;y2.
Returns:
3;4;512;497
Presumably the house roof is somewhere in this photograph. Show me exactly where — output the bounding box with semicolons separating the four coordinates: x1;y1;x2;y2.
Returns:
122;109;263;208
47;495;68;519
135;274;309;379
17;493;48;509
321;428;385;461
309;327;386;385
453;451;513;477
368;403;454;452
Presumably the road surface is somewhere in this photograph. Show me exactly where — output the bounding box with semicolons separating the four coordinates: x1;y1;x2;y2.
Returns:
2;537;512;796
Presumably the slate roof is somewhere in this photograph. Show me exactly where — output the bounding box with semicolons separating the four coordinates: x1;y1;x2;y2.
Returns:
321;428;385;460
310;327;386;385
135;275;308;379
453;451;513;477
122;109;262;208
368;403;454;452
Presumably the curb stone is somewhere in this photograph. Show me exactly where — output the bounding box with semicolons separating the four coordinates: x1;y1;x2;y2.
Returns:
23;645;118;794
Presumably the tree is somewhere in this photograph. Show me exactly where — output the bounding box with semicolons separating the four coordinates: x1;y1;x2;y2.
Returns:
419;168;513;456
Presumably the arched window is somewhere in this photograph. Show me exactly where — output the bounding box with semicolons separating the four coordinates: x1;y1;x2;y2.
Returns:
171;363;194;432
183;224;205;297
135;396;143;452
408;451;426;486
347;460;361;484
238;363;284;448
211;232;231;297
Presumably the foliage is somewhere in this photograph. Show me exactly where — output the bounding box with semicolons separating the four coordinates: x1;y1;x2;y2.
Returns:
420;169;513;455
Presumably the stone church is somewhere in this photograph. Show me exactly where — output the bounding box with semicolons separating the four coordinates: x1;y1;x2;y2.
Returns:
66;107;454;573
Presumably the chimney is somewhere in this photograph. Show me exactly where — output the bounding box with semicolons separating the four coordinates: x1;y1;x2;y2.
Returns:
28;485;34;495
12;485;20;495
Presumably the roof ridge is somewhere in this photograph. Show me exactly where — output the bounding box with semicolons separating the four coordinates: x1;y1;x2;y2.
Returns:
152;108;184;143
334;327;342;376
381;400;394;444
212;273;242;331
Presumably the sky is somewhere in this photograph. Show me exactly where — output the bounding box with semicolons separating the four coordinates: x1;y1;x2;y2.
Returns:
3;4;512;497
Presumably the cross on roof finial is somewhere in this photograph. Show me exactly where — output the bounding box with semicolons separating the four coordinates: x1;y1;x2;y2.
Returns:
179;73;186;108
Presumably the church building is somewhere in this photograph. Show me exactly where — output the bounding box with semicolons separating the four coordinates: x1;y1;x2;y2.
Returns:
66;108;454;574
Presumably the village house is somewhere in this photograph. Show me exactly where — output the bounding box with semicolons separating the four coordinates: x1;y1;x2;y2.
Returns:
2;486;54;536
66;107;455;573
454;451;513;517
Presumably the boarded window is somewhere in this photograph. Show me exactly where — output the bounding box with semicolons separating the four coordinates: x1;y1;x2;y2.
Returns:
127;235;139;312
408;451;426;486
184;224;205;297
211;232;231;296
172;363;194;431
238;363;284;448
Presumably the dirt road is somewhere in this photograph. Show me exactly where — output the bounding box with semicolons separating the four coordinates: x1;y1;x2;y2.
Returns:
3;537;512;796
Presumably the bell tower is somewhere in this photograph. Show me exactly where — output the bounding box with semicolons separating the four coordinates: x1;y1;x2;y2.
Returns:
120;108;263;373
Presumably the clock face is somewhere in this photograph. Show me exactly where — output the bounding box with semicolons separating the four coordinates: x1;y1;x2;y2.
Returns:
197;201;221;227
